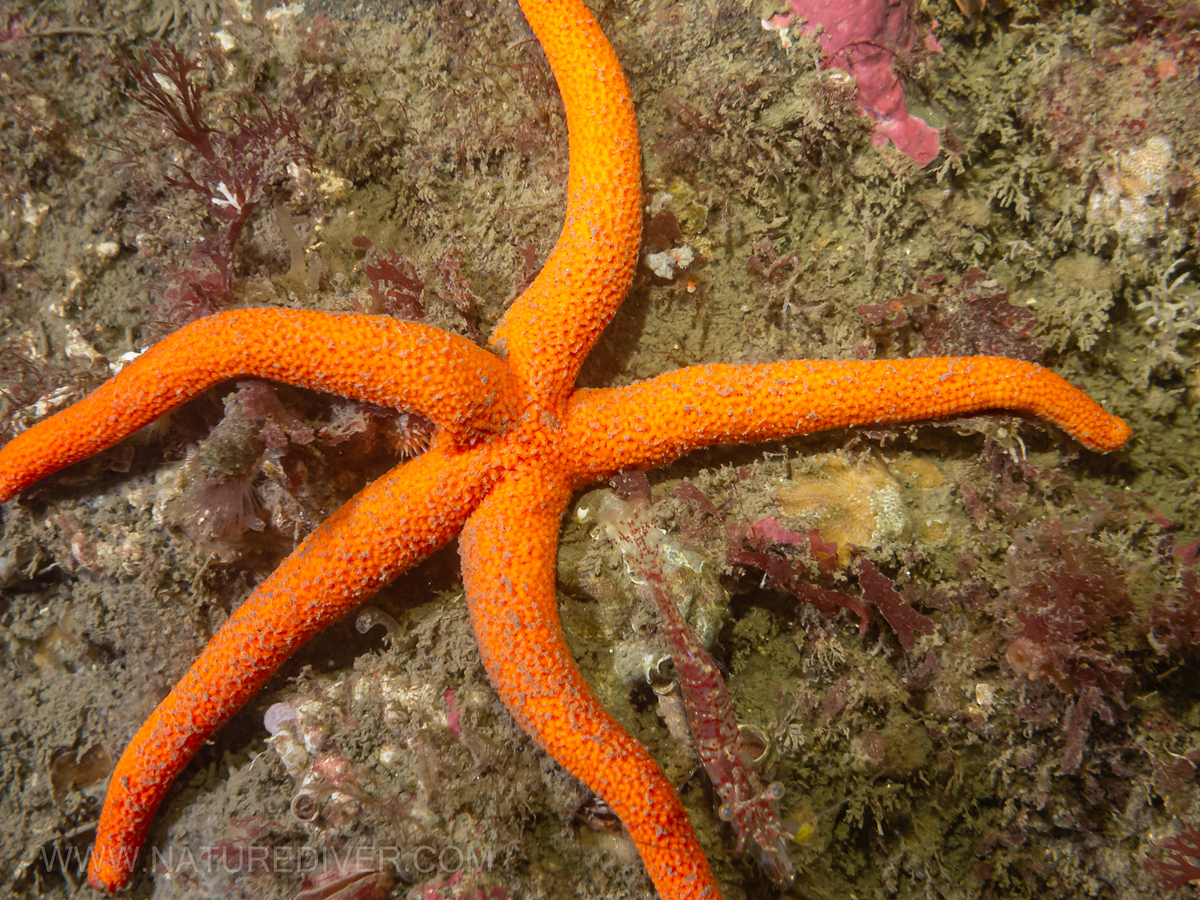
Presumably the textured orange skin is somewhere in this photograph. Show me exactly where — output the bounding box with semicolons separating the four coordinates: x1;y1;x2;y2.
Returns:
0;0;1130;897
0;310;520;499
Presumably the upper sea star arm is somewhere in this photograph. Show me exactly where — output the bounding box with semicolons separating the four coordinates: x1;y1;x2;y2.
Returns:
487;0;642;413
0;309;519;501
87;443;496;892
563;357;1132;479
459;467;720;900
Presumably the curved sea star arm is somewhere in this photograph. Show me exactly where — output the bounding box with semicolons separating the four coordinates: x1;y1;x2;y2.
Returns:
563;357;1132;479
87;444;497;892
459;467;719;900
0;308;520;502
487;0;642;413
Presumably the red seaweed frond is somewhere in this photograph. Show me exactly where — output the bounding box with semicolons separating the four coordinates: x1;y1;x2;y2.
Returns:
352;237;425;320
1147;825;1200;891
597;493;794;884
122;42;314;298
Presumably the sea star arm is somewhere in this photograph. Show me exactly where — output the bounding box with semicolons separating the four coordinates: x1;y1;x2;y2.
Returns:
564;357;1131;479
87;443;497;892
487;0;642;413
0;309;520;501
459;466;719;900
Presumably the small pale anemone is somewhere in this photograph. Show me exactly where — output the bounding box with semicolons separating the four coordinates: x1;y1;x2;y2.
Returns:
178;448;265;558
388;411;434;459
1005;636;1049;680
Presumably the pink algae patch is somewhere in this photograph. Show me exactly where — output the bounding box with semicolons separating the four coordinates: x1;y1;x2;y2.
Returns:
781;0;940;165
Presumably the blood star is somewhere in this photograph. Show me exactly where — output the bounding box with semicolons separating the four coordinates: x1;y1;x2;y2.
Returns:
0;0;1130;897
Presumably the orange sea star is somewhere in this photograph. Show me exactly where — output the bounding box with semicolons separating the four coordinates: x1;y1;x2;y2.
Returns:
0;0;1130;897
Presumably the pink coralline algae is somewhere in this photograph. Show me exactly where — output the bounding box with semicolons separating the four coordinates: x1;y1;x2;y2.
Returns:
766;0;941;165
